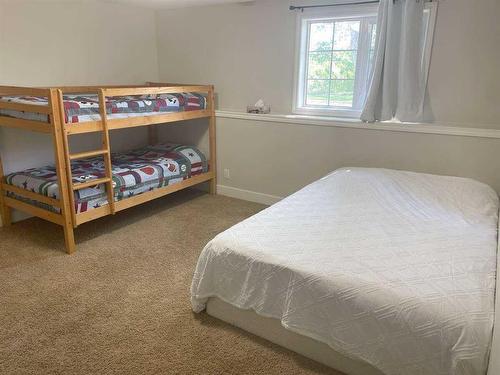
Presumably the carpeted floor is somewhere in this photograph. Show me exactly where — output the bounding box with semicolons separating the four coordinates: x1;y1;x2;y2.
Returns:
0;190;341;375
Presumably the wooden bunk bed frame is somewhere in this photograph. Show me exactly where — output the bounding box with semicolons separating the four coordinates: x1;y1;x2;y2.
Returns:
0;83;217;254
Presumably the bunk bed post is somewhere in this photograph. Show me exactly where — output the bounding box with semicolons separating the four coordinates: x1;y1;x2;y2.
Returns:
208;85;217;195
0;153;12;227
57;90;78;227
146;82;158;145
49;89;76;254
148;125;158;145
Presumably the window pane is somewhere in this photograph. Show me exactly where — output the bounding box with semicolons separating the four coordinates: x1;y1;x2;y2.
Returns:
330;80;354;107
306;80;329;106
309;22;333;51
333;21;360;50
308;52;332;79
332;51;357;79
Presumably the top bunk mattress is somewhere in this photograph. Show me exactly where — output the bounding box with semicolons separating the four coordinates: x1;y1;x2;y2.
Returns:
0;93;206;124
191;167;499;375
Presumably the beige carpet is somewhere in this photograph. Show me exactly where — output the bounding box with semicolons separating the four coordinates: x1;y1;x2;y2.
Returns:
0;190;341;375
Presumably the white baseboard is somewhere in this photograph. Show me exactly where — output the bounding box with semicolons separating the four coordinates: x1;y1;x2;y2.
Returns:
217;185;283;206
1;210;30;225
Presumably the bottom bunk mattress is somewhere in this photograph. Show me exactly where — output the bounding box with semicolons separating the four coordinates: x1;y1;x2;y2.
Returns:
191;168;499;375
5;143;208;214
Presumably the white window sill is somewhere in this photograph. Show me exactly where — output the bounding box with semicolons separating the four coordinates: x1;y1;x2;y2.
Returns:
215;110;500;140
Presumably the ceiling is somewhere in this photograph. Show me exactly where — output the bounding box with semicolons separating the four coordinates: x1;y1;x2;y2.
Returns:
104;0;251;9
5;0;253;10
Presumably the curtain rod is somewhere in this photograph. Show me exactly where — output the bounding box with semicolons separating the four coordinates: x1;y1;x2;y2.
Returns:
289;0;431;11
290;1;378;10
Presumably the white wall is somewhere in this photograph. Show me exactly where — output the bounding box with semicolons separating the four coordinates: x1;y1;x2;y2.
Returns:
424;0;500;126
0;1;159;87
156;0;295;115
155;0;500;197
216;117;500;198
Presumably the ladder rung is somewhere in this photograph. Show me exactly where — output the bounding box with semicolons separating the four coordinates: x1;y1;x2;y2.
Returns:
72;177;111;191
69;149;109;160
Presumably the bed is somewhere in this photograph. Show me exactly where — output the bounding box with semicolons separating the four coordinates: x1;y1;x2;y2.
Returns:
191;168;499;375
5;143;208;214
0;83;216;253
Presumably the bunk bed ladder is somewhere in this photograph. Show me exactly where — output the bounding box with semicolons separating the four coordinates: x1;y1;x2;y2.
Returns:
97;90;116;216
59;90;116;226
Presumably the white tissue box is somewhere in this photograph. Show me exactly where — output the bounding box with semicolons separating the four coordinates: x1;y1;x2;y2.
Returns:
247;105;271;114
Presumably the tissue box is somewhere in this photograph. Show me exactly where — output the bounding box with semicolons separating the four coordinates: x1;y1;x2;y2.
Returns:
247;105;271;114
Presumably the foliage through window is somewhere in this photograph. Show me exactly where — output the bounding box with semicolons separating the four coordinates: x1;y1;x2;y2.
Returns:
307;19;376;108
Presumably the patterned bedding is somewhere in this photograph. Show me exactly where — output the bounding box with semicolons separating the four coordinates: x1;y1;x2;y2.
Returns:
5;143;208;214
0;93;206;124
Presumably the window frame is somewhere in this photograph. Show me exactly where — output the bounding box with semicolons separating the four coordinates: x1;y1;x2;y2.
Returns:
292;2;438;119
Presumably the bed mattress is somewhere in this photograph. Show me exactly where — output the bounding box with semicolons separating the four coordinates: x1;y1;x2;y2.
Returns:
191;168;499;375
0;93;206;124
5;143;208;214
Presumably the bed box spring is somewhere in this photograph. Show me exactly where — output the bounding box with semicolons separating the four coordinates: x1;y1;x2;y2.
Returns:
0;93;206;124
5;143;208;214
206;297;383;375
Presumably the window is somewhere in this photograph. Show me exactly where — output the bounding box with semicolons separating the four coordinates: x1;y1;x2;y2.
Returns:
293;3;437;118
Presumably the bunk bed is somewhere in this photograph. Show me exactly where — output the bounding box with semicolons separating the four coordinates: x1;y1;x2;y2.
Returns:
0;83;216;254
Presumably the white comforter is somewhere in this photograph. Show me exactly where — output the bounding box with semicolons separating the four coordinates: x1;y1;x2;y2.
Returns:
191;168;499;375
